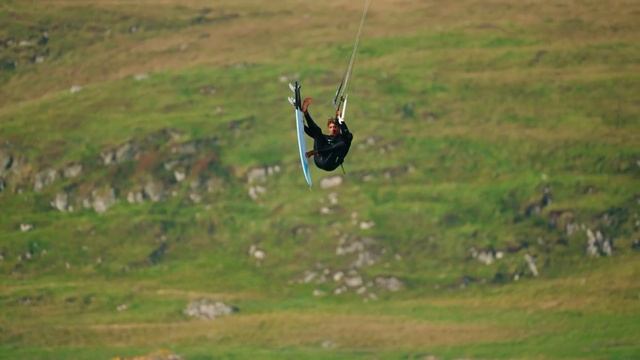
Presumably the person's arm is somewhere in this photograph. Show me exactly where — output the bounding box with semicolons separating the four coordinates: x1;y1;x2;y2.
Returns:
335;108;353;140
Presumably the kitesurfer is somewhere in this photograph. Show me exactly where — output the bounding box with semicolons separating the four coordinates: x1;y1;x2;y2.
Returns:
301;97;353;172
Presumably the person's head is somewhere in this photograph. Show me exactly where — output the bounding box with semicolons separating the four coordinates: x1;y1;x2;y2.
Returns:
327;118;340;136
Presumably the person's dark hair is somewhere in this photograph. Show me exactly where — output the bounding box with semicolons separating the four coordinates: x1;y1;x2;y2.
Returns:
327;118;338;127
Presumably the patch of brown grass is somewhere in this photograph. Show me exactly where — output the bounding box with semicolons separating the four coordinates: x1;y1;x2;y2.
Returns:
36;312;520;350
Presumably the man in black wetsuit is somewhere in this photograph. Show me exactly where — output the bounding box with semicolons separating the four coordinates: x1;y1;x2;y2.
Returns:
301;97;353;172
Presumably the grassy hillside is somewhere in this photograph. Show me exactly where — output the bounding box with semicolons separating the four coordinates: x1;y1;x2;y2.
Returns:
1;0;639;359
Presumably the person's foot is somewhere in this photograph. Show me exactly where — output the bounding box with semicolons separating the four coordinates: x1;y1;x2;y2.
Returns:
302;97;312;112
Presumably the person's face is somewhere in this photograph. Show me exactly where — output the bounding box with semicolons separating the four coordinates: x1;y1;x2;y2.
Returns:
328;122;339;136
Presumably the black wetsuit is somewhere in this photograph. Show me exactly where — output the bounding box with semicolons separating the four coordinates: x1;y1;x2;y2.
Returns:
303;110;353;171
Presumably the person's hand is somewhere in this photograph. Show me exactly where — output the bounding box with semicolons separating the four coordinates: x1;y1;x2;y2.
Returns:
305;150;315;158
302;97;312;112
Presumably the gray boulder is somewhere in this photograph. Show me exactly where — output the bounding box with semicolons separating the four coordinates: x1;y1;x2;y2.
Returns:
144;181;164;202
115;142;137;163
184;299;237;320
91;187;116;213
246;165;281;184
524;253;539;277
51;192;69;212
320;175;343;189
101;142;138;165
375;276;404;292
586;229;612;257
34;168;58;191
63;163;82;178
127;190;145;204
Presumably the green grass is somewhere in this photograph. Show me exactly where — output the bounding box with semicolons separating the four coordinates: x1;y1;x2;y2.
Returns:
1;0;639;358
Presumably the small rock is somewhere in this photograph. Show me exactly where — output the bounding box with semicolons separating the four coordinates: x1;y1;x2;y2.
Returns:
174;169;187;182
320;176;343;189
524;253;539;277
20;224;33;232
253;249;265;260
470;247;495;265
248;185;266;200
249;245;266;260
115;142;137;163
133;73;148;81
70;85;82;94
352;251;377;268
321;340;336;349
184;299;237;320
302;271;317;284
34;168;58;191
63;163;82;178
375;276;404;292
117;304;128;312
345;275;363;288
127;190;145;204
334;286;347;295
51;192;69;212
189;193;202;203
92;187;117;213
333;271;344;282
313;289;326;297
359;221;375;230
144;181;164;202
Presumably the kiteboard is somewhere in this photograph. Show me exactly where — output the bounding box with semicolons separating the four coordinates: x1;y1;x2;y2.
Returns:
288;81;312;187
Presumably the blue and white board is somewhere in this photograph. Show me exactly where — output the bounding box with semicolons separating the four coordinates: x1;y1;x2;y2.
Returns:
288;82;312;187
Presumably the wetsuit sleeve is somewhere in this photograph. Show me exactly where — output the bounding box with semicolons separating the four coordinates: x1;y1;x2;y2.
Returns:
303;110;322;137
339;120;353;142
